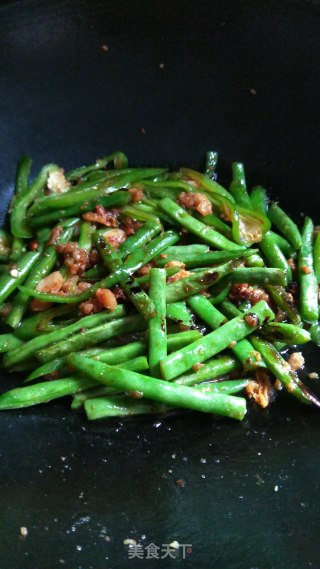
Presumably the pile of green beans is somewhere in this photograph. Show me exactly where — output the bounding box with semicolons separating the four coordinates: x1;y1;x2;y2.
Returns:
0;151;319;422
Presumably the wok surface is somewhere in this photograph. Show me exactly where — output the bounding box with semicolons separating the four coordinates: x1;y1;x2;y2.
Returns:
0;1;320;568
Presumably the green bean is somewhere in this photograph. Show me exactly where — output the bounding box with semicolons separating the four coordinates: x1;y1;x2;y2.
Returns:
298;217;318;323
11;163;60;238
198;378;250;395
160;300;274;380
268;203;302;250
82;265;106;281
119;220;161;259
71;355;151;408
19;230;180;304
120;205;162;226
4;305;126;368
6;225;75;329
27;329;204;382
84;396;169;419
245;253;265;268
94;232;122;272
26;340;148;382
261;322;310;344
187;294;227;328
136;266;180;285
29;169;167;214
69;354;247;420
219;299;242;319
250;186;268;214
159;197;243;251
181;168;235;201
0;230;12;262
224;267;287;287
5;250;57;328
167;329;203;350
8;156;32;250
66;151;129;180
0;251;40;305
9;237;25;262
266;285;301;325
250;335;318;406
166;302;194;328
259;231;292;282
14;155;32;196
156;248;258;269
36;314;146;363
78;221;93;252
164;244;209;256
142;182;183;201
188;295;265;371
208;285;231;305
199;214;233;239
0;376;95;409
310;321;320;346
29;190;131;227
14;305;76;341
313;231;320;283
165;261;236;304
122;279;156;320
269;231;294;258
0;334;23;353
148;269;167;377
204;151;219;178
229;162;251;209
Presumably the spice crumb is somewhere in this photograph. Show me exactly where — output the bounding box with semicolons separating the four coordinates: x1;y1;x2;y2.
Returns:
274;485;279;492
308;372;319;380
159;63;165;69
140;127;146;135
176;478;185;487
123;538;137;546
250;88;257;95
20;526;28;537
10;269;19;278
101;44;109;52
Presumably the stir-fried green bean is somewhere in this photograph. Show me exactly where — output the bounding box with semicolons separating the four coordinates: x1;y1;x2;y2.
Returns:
0;151;318;423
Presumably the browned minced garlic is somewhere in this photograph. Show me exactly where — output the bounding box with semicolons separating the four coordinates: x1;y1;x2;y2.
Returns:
95;288;118;311
83;206;119;227
301;265;312;275
36;271;64;293
31;271;65;312
287;352;305;372
47;169;70;193
246;369;274;408
229;283;270;305
274;379;283;391
129;186;144;203
103;228;126;249
287;258;296;270
167;269;192;283
164;260;186;269
57;242;89;275
178;191;212;216
244;313;259;327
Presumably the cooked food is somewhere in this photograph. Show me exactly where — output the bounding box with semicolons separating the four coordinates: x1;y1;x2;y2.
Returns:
0;150;318;421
